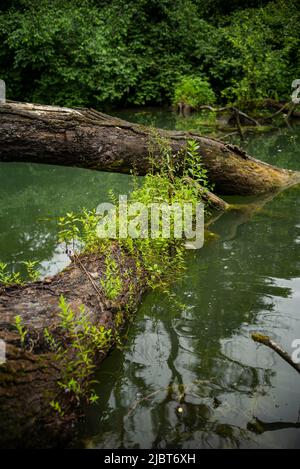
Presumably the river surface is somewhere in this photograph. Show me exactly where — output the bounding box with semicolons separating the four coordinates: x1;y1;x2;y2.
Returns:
0;111;300;448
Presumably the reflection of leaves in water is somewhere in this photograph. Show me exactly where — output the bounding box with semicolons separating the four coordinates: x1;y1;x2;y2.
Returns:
74;124;300;448
0;162;132;275
87;380;254;449
231;125;300;171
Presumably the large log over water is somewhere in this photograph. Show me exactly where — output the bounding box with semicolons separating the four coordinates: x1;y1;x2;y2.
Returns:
0;101;299;195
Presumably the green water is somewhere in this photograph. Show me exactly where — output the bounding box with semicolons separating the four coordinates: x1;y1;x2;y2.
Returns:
1;115;300;448
0;165;133;279
111;107;224;135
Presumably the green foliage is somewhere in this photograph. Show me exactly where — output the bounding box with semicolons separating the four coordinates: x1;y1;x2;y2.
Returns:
49;400;64;416
0;262;22;286
44;327;58;351
58;209;106;253
0;0;203;106
89;392;100;404
55;135;209;292
100;253;123;300
58;212;80;248
185;139;210;188
58;295;75;329
79;209;101;252
0;260;40;285
1;0;296;108
22;260;40;281
173;76;216;108
47;295;113;408
3;135;210;415
219;1;299;105
14;315;28;347
122;135;209;289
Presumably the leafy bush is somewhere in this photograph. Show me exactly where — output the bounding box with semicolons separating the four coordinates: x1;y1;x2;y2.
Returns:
218;1;299;104
0;0;298;108
0;0;209;106
173;76;216;108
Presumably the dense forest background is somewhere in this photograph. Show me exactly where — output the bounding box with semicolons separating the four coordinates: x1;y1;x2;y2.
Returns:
0;0;299;109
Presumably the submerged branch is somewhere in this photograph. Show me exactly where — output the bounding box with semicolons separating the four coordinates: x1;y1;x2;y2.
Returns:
251;333;300;374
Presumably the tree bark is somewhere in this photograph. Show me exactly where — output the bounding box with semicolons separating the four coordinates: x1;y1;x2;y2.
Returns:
0;247;146;448
0;101;299;195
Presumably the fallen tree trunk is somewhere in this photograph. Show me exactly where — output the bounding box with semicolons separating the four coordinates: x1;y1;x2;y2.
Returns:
0;101;299;195
0;247;146;448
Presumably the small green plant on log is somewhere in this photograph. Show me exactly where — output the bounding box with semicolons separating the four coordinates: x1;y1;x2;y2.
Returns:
14;315;28;347
44;295;113;411
49;400;64;417
58;209;108;254
55;137;210;292
58;212;81;249
0;261;40;286
184;139;210;189
23;261;40;281
0;262;22;286
120;135;210;289
80;208;102;252
100;253;123;300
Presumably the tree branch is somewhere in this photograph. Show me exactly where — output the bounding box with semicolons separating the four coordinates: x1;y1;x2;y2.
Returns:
251;333;300;374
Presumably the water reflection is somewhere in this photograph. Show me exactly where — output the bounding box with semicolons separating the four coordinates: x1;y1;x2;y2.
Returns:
77;128;300;449
0;163;133;278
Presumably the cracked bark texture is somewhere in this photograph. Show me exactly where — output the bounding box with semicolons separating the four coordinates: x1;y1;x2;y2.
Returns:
0;247;145;448
0;101;299;195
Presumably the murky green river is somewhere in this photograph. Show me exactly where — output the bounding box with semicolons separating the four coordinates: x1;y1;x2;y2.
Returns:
1;111;300;448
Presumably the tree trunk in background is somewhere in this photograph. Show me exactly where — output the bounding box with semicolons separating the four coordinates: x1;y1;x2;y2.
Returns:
0;101;299;195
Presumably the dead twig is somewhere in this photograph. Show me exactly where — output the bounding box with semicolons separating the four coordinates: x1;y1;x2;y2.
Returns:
198;105;261;127
71;252;104;313
251;332;300;374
